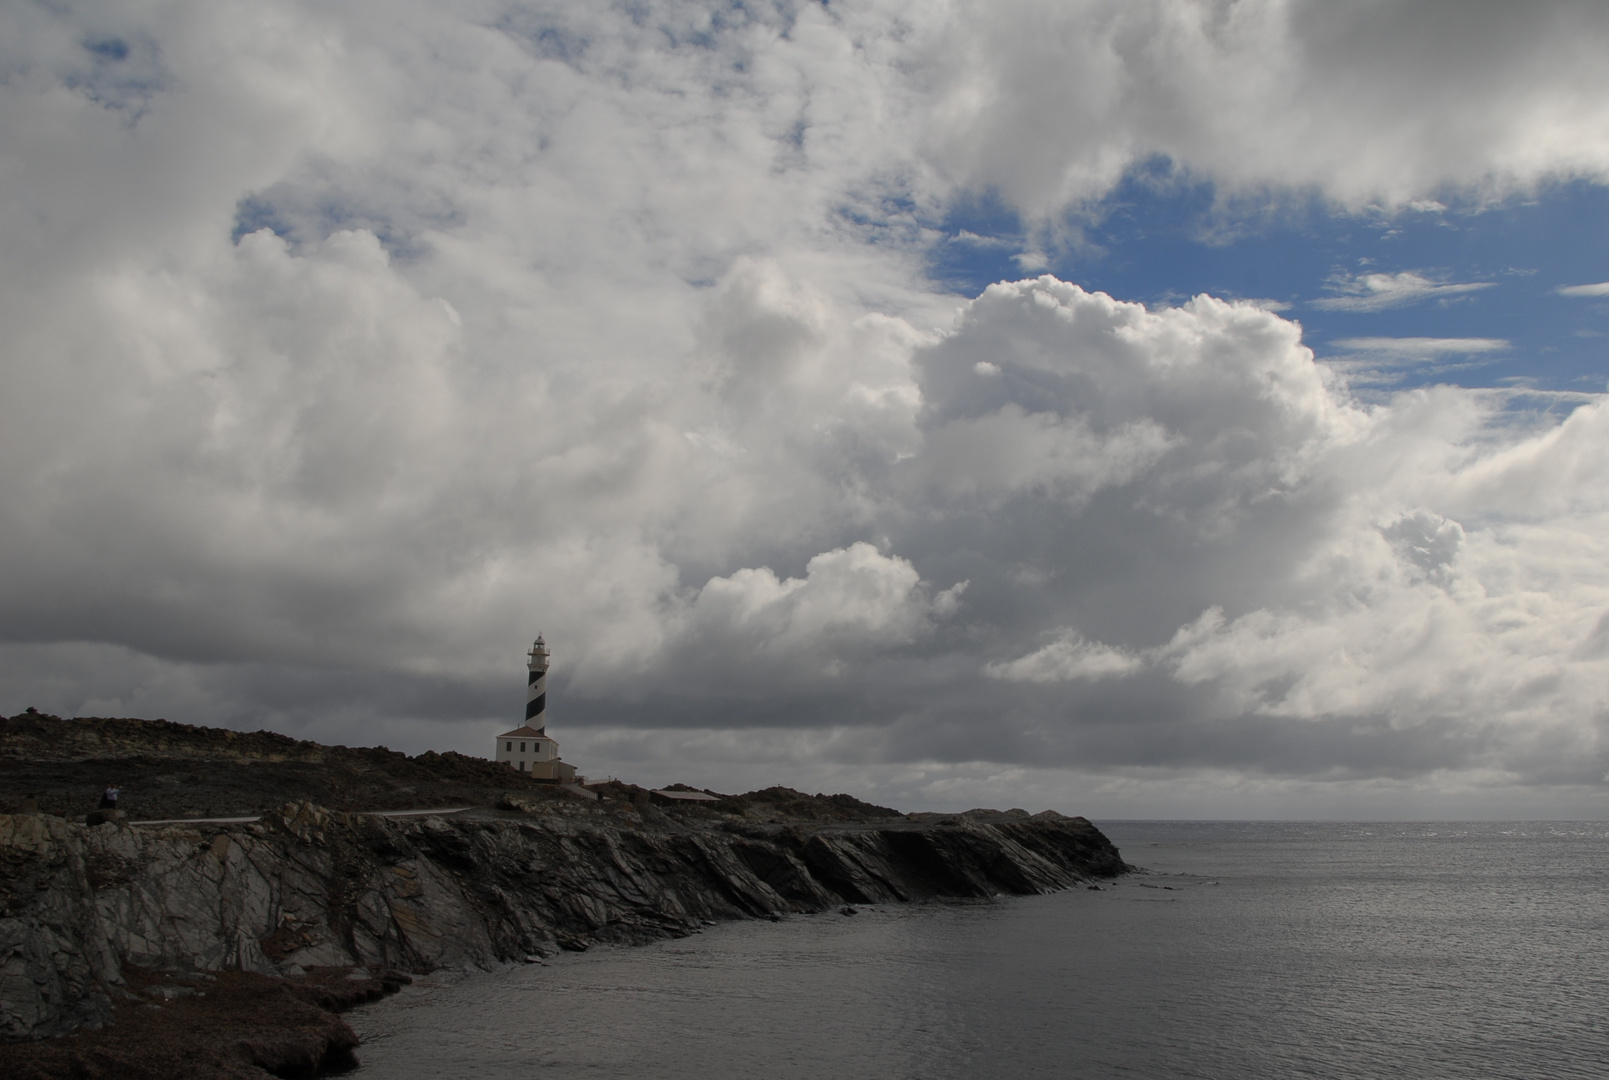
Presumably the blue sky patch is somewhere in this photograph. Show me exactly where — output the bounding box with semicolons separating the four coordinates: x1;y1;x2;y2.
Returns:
932;174;1609;395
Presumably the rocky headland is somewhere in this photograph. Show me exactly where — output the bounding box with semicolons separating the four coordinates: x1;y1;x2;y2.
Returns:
0;712;1128;1078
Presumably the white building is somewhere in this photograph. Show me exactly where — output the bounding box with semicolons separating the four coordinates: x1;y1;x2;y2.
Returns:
495;725;562;775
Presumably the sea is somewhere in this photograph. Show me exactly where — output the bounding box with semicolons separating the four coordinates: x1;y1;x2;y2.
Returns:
347;821;1609;1079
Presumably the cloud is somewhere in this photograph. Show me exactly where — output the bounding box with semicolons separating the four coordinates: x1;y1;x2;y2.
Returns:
1557;282;1609;297
1324;338;1510;388
908;279;1349;521
1313;272;1494;312
984;633;1144;683
668;543;968;686
1331;337;1510;356
950;231;1013;249
2;1;1609;814
916;0;1609;216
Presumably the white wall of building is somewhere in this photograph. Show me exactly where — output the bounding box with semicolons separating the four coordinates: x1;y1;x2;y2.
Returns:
496;734;558;773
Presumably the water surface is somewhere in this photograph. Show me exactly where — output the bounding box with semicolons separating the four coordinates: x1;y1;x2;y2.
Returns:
350;821;1609;1078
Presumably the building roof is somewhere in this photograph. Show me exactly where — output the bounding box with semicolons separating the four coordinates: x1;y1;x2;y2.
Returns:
497;725;554;739
650;789;721;802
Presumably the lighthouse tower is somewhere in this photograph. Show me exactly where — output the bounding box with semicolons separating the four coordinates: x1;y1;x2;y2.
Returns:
494;635;576;782
525;634;549;732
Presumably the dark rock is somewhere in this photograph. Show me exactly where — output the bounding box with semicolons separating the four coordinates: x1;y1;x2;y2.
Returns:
0;967;378;1080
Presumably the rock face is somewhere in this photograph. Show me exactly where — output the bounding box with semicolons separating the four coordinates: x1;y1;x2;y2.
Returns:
0;802;1125;1042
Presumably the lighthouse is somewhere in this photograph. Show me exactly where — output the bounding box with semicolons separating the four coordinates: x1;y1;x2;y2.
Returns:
494;635;577;782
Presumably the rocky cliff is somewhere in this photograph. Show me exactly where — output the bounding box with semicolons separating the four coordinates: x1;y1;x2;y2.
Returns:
0;712;1128;1076
1;798;1125;1046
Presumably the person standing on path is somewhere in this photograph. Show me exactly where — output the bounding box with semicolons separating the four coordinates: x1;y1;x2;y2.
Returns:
99;783;119;810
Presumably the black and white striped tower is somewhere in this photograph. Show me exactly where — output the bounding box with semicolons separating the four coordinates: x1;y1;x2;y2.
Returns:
526;635;549;734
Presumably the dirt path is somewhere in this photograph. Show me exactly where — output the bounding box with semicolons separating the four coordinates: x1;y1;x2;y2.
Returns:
125;807;474;826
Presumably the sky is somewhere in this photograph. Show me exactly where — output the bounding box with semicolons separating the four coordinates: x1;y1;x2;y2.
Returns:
4;0;1609;819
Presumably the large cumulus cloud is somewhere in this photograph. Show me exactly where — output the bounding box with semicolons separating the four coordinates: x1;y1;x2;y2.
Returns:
2;0;1608;813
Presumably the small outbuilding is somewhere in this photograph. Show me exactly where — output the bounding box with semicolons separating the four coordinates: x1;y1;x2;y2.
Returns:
649;789;722;806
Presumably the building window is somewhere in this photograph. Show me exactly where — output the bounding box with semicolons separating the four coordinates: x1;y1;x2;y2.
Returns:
520;742;526;752
505;742;512;752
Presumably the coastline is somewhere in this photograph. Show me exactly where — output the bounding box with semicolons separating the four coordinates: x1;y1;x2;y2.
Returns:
1;804;1126;1074
1;714;1128;1078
